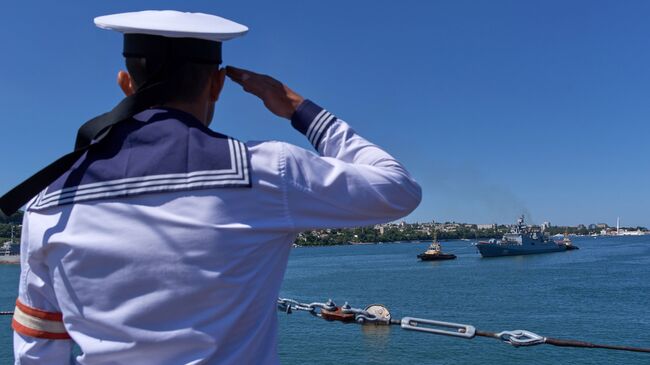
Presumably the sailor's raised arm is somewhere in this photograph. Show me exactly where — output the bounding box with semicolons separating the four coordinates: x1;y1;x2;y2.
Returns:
282;100;422;229
227;66;421;229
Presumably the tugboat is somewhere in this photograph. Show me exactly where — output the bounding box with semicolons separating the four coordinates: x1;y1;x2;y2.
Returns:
476;215;578;258
0;225;20;264
558;230;579;251
418;229;456;261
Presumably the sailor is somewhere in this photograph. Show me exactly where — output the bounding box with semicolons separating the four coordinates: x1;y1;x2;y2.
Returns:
11;10;421;364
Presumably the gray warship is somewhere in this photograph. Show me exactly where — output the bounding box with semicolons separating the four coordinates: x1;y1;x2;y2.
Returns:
476;215;578;258
0;225;19;264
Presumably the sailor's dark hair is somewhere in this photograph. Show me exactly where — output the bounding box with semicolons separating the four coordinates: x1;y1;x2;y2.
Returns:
125;57;216;103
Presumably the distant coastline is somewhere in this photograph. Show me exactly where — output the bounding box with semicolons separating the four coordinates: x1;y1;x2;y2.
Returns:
294;221;648;247
2;211;647;246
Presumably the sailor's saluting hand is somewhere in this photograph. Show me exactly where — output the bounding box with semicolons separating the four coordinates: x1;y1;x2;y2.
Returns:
226;65;304;119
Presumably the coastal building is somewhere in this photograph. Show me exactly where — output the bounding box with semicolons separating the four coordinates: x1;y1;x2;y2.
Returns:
477;224;496;230
442;223;459;232
617;229;646;236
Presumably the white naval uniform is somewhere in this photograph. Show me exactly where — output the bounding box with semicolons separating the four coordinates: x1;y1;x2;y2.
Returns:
13;100;421;364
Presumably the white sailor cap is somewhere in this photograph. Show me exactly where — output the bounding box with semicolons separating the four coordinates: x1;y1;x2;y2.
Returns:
94;10;248;64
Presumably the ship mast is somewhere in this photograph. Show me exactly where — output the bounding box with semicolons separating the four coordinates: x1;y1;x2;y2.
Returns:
430;221;441;252
431;221;438;243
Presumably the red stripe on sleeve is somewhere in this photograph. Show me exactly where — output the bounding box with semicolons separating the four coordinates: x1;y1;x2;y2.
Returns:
15;299;63;321
12;319;71;340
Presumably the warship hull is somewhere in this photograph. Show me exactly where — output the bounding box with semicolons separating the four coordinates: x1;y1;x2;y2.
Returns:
477;243;567;258
0;255;19;264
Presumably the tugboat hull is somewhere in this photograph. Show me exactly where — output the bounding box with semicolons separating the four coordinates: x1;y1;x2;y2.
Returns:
418;253;457;261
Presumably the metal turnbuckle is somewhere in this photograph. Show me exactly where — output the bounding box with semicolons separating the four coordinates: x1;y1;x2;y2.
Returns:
496;330;546;347
400;317;476;339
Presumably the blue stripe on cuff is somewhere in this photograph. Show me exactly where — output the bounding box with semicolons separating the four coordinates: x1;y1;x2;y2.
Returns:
290;100;337;149
313;116;337;149
291;99;325;135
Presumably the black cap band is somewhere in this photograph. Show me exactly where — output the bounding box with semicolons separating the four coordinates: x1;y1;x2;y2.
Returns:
123;33;222;64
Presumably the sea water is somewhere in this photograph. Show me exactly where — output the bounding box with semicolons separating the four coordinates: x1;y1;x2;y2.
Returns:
1;236;649;364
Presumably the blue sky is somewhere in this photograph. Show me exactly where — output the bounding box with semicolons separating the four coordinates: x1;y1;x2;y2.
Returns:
1;1;648;227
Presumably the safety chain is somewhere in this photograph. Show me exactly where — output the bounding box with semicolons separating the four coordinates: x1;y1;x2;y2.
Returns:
278;297;650;354
277;298;390;324
277;298;336;317
1;299;648;354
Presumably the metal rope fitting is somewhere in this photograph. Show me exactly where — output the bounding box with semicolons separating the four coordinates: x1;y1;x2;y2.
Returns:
497;330;546;347
401;317;476;339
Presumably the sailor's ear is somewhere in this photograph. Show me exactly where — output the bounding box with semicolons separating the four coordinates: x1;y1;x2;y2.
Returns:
117;70;135;96
209;68;226;102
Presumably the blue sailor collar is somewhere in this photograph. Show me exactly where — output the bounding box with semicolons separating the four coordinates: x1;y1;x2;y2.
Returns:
30;108;251;211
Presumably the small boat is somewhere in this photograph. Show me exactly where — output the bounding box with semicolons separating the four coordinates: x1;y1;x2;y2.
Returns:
559;231;579;251
418;229;456;261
